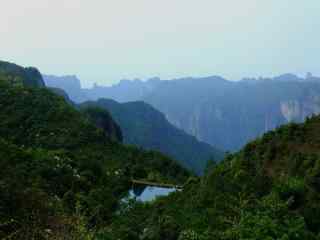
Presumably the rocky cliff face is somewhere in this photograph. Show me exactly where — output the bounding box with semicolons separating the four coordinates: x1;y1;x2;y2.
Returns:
144;77;320;151
280;100;301;122
280;96;320;123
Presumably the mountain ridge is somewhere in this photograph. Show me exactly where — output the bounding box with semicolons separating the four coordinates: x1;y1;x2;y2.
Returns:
80;98;224;174
43;73;320;151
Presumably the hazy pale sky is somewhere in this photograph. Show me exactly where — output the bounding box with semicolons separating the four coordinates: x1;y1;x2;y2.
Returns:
1;0;319;86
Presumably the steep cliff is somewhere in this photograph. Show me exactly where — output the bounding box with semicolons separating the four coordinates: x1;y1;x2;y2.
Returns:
143;76;320;151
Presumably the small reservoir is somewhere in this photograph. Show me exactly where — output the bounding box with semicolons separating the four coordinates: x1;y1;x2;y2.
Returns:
129;186;177;202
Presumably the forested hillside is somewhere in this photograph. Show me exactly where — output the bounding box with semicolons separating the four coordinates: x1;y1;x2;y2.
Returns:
2;61;320;239
3;0;320;238
0;60;45;87
107;115;320;239
0;67;189;239
80;99;224;174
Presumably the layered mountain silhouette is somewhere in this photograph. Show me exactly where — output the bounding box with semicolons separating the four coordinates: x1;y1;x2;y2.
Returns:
80;98;223;174
2;60;320;238
43;74;320;151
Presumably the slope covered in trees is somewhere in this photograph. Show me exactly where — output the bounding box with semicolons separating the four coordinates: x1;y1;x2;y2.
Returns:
0;60;45;87
2;61;320;239
0;72;189;239
80;99;224;174
106;115;320;239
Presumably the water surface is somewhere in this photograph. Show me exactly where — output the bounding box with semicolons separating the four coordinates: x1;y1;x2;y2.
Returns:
129;186;176;202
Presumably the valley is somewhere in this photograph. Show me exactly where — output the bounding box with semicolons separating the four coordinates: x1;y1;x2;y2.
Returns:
1;61;320;239
2;1;319;238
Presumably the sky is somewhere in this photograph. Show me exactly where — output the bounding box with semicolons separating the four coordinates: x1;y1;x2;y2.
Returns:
1;0;320;87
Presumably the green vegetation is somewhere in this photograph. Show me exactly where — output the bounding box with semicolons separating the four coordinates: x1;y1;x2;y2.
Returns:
105;117;320;239
0;71;189;239
80;99;224;174
0;60;45;87
81;106;123;142
1;61;320;239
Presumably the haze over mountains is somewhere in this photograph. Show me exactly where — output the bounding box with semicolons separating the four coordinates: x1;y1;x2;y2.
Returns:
3;0;320;238
80;99;223;174
2;60;320;238
43;73;320;151
43;74;225;174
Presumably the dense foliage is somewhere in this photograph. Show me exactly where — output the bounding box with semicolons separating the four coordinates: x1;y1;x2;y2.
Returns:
80;99;223;174
2;62;320;239
81;106;123;142
106;116;320;239
0;76;189;239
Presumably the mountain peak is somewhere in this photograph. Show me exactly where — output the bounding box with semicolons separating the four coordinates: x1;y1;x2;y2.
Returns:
0;60;45;87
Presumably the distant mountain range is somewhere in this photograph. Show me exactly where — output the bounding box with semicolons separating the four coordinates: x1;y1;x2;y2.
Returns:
43;75;86;103
80;99;223;174
42;75;162;103
43;73;320;151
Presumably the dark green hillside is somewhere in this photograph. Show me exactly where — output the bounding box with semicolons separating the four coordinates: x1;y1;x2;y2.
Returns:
0;76;189;239
0;80;189;182
48;87;75;106
107;115;320;239
2;61;320;239
80;99;224;174
81;106;123;142
0;60;45;87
